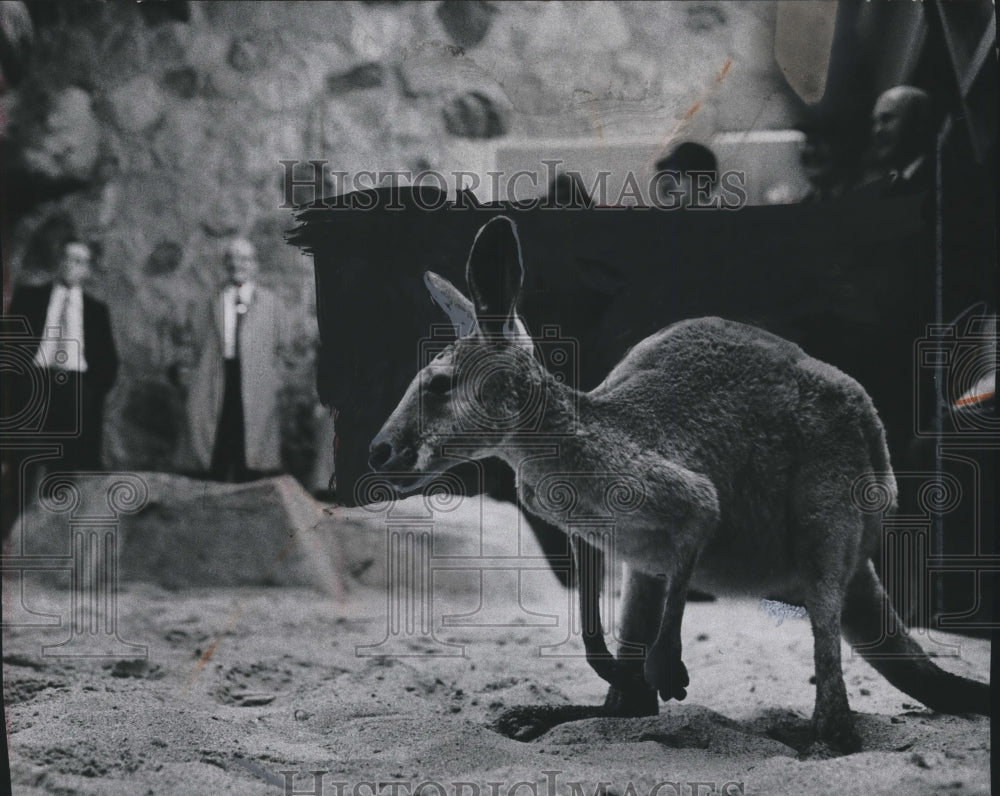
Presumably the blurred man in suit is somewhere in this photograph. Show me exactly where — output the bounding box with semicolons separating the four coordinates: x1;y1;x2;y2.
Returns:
3;239;118;537
7;239;118;471
179;237;288;482
868;85;933;196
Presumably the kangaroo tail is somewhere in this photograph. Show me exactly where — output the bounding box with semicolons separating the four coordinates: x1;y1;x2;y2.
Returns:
842;560;989;715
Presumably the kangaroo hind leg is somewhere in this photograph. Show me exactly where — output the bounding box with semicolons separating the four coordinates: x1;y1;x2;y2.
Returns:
793;466;866;752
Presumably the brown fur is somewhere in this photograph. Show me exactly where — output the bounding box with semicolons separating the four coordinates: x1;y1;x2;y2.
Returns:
370;216;989;751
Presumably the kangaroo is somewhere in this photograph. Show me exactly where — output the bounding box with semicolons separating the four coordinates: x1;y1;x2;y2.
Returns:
368;215;990;751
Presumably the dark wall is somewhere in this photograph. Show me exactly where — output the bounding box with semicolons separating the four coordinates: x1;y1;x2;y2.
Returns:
291;187;937;506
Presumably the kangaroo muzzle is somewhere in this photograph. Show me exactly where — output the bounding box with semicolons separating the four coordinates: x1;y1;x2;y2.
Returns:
368;435;417;473
368;440;392;471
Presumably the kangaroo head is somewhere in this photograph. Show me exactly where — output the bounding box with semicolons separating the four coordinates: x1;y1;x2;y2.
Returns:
369;216;545;489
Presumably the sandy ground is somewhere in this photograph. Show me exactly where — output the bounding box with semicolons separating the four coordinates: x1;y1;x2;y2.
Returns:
3;498;992;796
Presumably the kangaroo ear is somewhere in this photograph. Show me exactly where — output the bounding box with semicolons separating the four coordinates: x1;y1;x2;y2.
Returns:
466;215;523;336
424;271;476;338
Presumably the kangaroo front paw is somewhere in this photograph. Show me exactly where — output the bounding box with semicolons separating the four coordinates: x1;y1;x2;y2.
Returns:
644;644;689;702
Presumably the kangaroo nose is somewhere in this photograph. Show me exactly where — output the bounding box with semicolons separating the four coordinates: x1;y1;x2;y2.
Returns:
369;440;393;471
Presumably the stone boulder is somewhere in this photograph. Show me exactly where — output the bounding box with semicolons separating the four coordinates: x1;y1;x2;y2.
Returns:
14;473;340;592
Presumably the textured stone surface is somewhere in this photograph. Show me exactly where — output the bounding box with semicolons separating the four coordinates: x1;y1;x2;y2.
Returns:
521;0;630;53
436;0;498;49
144;239;183;276
443;90;508;138
17;86;100;182
107;76;165;133
325;61;386;94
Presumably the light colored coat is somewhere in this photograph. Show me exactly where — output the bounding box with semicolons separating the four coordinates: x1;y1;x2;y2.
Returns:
181;285;289;472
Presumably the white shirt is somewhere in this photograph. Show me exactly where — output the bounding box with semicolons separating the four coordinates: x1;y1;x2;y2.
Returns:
889;155;927;185
34;283;88;372
222;282;255;360
902;154;926;182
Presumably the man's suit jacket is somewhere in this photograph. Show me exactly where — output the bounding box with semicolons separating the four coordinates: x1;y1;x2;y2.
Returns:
881;157;932;198
7;282;119;397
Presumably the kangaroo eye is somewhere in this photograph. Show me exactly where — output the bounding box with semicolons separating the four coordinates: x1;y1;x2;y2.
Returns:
425;373;452;394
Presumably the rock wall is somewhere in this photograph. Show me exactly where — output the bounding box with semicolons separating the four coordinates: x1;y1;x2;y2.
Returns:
2;1;799;483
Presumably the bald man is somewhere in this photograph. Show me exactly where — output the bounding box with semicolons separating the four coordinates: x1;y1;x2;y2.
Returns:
179;238;290;481
869;85;934;196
